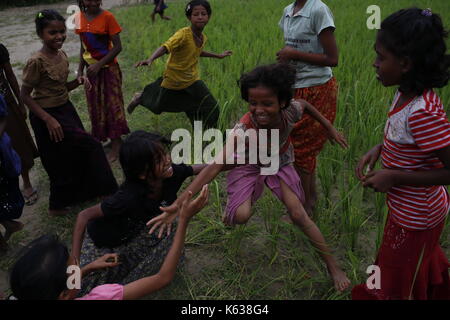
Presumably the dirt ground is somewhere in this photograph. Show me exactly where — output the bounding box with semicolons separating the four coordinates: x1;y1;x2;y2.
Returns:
0;0;157;298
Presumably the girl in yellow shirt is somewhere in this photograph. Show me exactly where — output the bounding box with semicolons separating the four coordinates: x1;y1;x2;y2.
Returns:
128;0;231;129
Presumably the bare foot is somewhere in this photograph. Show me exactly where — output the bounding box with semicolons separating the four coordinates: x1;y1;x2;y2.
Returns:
2;220;24;241
127;92;142;114
22;187;38;206
329;267;351;292
48;208;70;217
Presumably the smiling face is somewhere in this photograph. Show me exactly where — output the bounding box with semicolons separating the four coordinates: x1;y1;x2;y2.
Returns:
154;151;174;180
248;86;284;128
40;20;66;51
373;33;408;87
188;5;210;29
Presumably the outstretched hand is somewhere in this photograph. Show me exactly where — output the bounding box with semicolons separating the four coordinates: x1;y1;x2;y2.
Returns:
134;59;153;68
218;50;232;59
179;184;209;221
327;126;348;149
146;185;210;238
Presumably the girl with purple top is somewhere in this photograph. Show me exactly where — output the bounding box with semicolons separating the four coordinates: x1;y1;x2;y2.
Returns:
148;63;351;292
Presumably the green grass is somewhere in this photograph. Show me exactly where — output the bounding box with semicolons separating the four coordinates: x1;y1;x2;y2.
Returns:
1;0;449;300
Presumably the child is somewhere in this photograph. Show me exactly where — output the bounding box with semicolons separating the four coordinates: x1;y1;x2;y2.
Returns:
127;0;232;129
353;8;450;300
76;0;130;162
0;94;24;253
71;130;206;296
278;0;339;216
152;0;171;23
0;43;39;205
20;10;118;216
9;185;209;300
148;63;351;292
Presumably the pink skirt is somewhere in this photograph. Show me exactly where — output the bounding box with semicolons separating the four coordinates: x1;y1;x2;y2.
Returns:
224;164;305;225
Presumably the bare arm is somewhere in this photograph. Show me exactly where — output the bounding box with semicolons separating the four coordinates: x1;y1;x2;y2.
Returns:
200;50;232;59
77;36;87;76
135;46;168;67
2;62;25;115
301;99;348;148
71;204;104;261
191;164;208;175
66;78;83;92
21;85;64;142
86;34;122;78
363;146;450;192
277;28;338;67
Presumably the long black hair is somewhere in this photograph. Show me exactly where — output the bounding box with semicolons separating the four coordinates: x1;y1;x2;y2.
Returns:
119;131;171;183
378;8;449;94
10;235;69;300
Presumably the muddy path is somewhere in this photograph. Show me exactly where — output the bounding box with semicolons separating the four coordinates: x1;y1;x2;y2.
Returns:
0;0;161;298
0;0;157;74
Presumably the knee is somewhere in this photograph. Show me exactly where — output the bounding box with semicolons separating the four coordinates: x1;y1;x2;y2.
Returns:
289;209;310;227
233;209;252;225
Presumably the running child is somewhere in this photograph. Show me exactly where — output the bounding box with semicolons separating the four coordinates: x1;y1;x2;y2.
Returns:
353;8;450;300
127;0;232;129
148;63;351;292
8;185;209;300
76;0;130;162
152;0;171;23
20;10;118;216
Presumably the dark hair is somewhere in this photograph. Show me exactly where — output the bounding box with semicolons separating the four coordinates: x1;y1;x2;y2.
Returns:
35;9;66;36
10;235;69;300
185;0;212;17
378;8;450;94
77;0;87;12
239;63;296;109
119;131;171;183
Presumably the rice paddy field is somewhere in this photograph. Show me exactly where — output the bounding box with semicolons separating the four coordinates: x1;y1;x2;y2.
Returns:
0;0;449;300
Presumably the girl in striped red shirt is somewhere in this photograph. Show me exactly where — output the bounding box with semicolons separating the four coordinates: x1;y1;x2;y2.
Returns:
352;8;450;300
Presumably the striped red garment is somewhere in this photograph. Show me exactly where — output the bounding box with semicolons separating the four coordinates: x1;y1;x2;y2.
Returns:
381;90;450;230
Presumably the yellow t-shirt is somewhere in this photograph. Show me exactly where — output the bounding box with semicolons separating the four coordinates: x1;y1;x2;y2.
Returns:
161;27;207;90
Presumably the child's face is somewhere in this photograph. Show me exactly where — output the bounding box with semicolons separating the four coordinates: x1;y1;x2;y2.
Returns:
188;5;210;29
40;20;66;51
154;151;174;180
248;86;284;128
373;35;406;87
82;0;102;12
